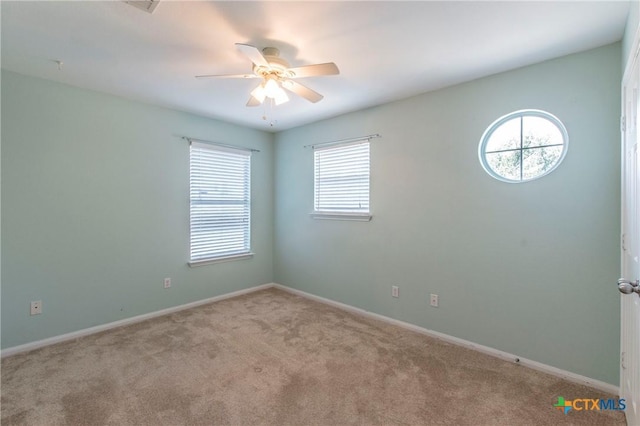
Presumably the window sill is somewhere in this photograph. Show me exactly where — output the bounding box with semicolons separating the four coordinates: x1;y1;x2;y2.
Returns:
188;252;254;267
310;212;372;222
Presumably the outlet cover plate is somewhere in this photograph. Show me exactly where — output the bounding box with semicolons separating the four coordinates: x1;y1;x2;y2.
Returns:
430;294;439;307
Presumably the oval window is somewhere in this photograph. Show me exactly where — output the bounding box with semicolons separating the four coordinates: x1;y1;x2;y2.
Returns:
478;110;568;183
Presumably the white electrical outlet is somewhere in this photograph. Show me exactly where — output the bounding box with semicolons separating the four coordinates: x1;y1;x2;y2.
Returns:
430;294;439;307
164;277;171;289
30;300;42;315
392;286;399;298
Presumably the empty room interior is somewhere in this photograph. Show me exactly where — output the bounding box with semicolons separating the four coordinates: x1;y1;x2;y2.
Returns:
2;1;640;425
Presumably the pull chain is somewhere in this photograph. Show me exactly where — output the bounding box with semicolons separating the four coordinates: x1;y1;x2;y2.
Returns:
261;98;278;127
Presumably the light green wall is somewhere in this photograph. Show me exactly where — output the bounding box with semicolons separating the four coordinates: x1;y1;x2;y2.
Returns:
274;44;622;385
1;71;274;348
1;43;623;386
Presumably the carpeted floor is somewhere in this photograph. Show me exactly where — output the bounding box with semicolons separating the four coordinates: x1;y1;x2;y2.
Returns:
1;288;626;425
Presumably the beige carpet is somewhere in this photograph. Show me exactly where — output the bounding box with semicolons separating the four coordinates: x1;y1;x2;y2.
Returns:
1;288;625;425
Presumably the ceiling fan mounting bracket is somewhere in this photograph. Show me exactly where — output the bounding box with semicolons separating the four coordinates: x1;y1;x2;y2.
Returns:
261;47;280;57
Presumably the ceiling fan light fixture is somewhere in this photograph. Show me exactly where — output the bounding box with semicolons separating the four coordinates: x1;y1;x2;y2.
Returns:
263;78;281;98
250;84;266;103
274;88;289;105
252;77;289;105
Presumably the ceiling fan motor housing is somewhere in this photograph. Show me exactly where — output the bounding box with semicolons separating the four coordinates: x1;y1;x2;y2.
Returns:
253;47;293;78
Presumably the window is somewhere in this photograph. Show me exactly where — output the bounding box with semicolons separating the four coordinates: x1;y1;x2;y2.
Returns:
189;142;251;265
478;110;568;183
313;140;371;220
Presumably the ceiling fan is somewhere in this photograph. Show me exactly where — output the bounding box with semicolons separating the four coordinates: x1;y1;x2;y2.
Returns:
196;43;339;107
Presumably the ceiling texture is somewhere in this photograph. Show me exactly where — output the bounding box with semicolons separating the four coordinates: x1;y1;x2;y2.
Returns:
1;1;630;131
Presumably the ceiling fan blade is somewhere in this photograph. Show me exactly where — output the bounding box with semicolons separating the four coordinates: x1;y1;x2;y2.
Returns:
284;80;324;103
236;43;270;68
196;73;257;79
246;96;261;107
287;62;339;78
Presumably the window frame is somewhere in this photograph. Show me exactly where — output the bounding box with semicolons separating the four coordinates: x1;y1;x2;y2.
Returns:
311;140;372;222
478;109;569;183
188;141;253;267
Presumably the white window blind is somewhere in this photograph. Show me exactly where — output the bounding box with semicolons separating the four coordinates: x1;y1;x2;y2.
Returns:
190;141;251;263
314;141;370;213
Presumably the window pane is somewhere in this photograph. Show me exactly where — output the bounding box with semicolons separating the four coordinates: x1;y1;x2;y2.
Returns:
485;117;521;152
314;141;370;213
479;110;568;183
485;151;521;181
190;142;250;262
522;146;563;180
523;116;564;148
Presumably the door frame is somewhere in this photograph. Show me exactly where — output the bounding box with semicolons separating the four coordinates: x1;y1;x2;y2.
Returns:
620;21;640;426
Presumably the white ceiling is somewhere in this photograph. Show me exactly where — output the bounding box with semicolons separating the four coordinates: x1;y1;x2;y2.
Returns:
1;1;630;132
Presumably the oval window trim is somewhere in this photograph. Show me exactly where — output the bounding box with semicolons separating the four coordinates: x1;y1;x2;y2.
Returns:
478;109;569;183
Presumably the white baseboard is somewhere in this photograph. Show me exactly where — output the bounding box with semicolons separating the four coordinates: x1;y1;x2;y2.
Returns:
2;281;619;395
272;283;619;395
1;283;276;358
